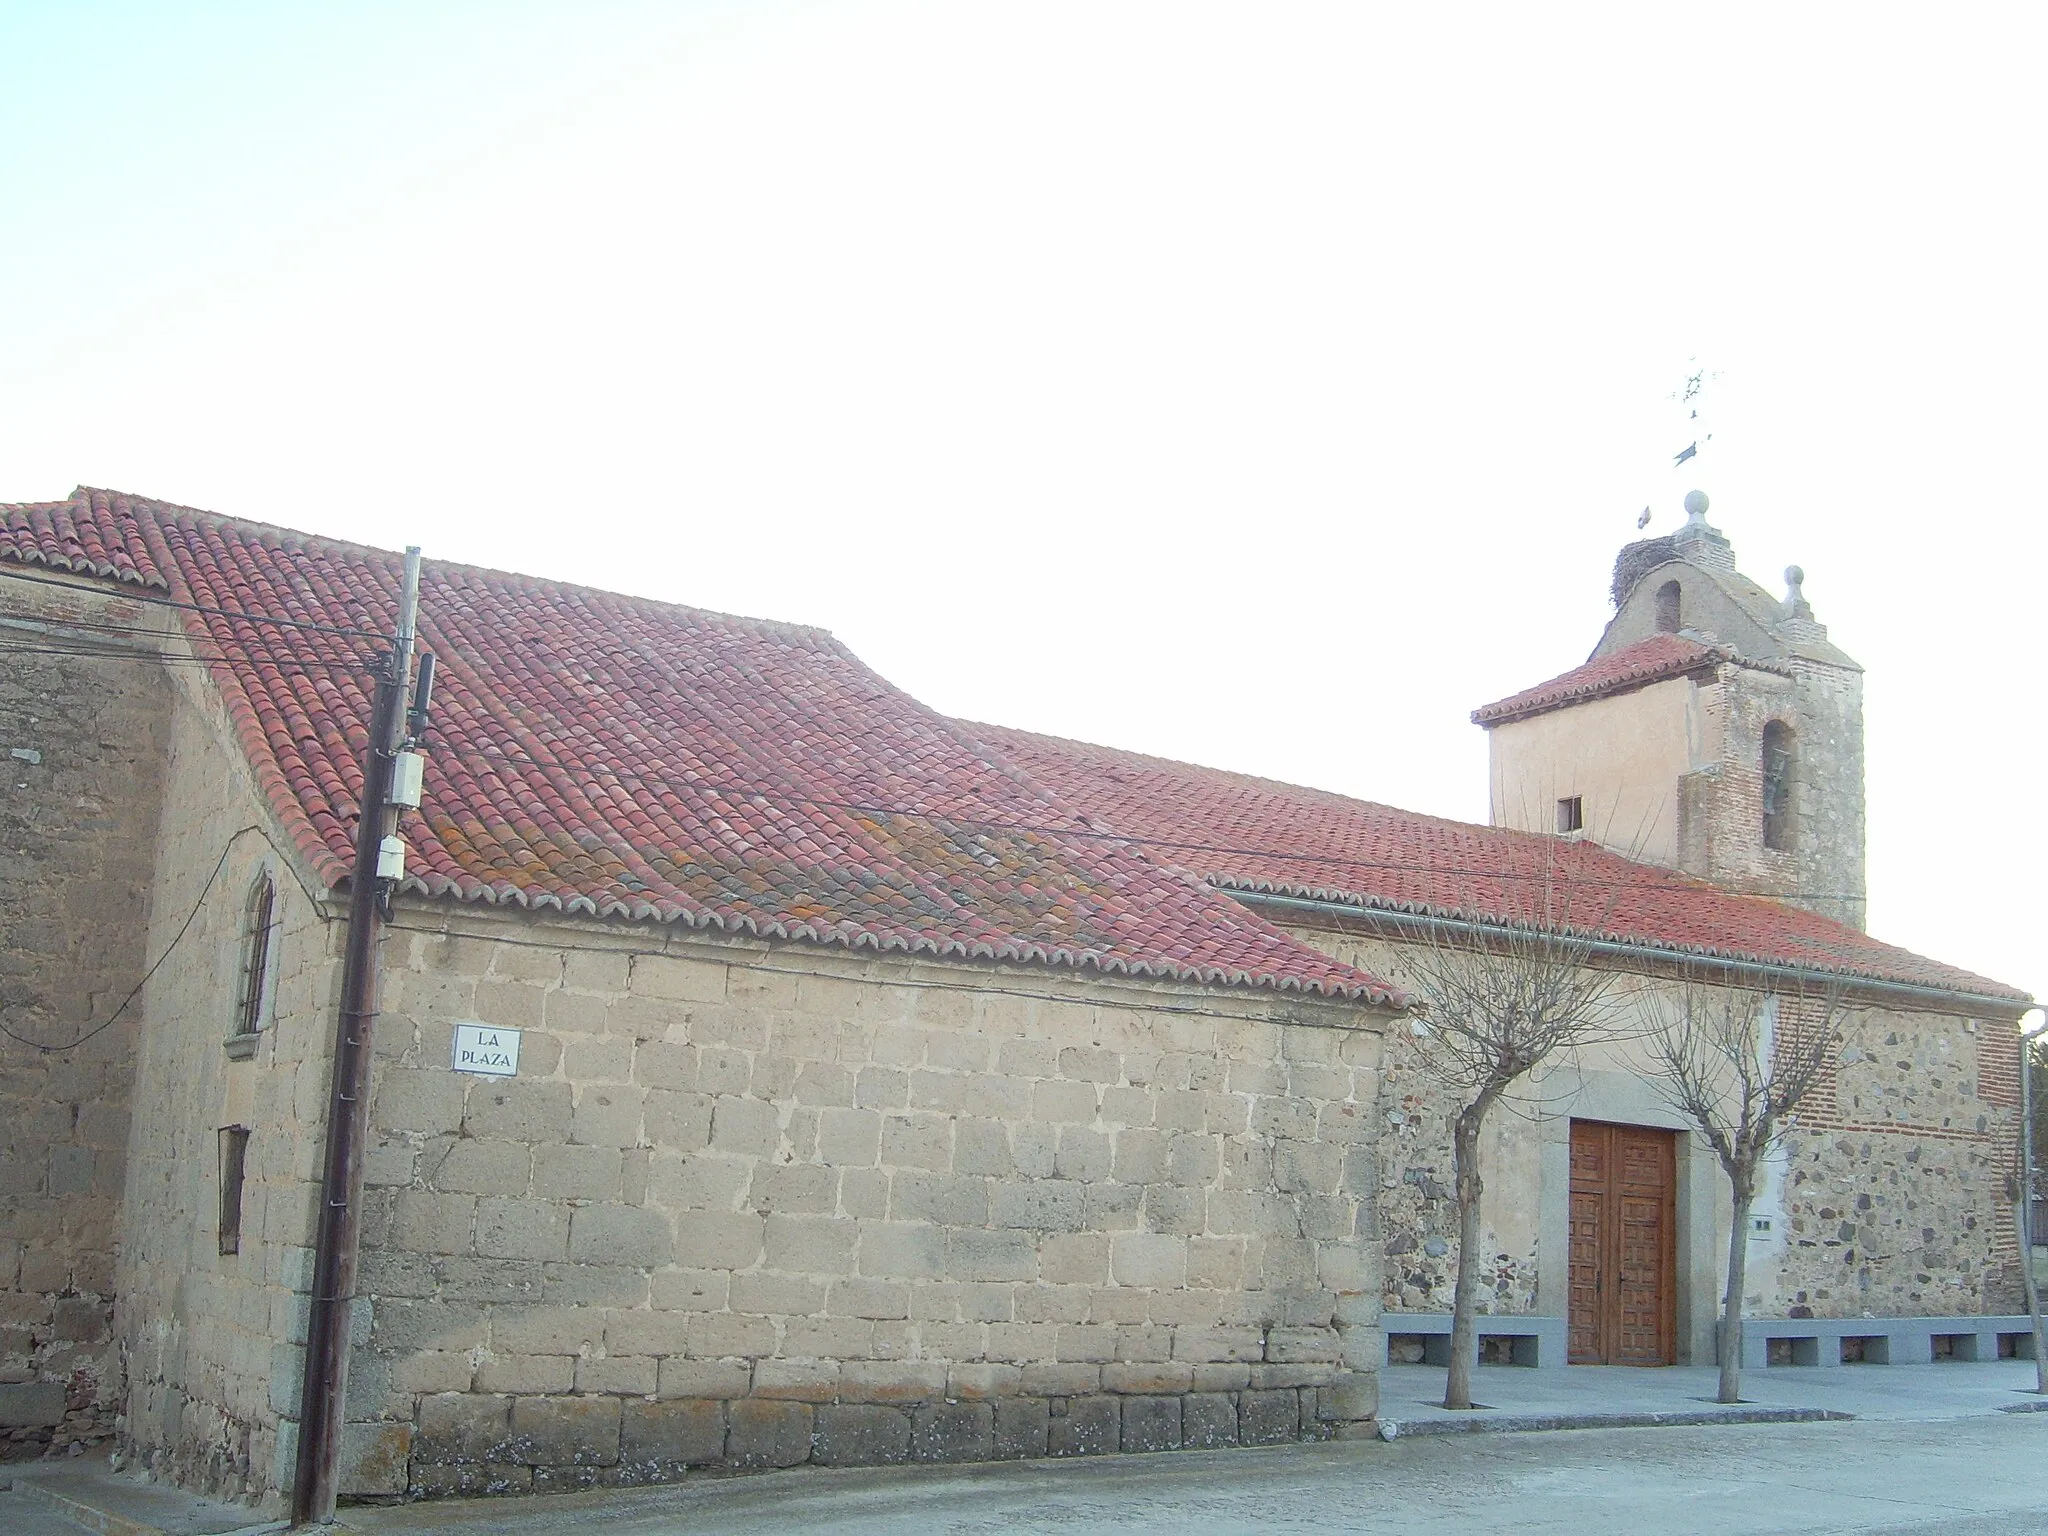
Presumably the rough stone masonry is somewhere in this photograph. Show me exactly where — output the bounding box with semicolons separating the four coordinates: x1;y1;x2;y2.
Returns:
0;580;167;1458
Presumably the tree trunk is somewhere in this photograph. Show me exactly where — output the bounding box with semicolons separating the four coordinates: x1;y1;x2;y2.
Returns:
1444;1097;1492;1411
1719;1174;1753;1405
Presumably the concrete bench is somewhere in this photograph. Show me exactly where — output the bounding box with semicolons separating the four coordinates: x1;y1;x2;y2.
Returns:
1383;1314;1568;1369
1739;1315;2041;1369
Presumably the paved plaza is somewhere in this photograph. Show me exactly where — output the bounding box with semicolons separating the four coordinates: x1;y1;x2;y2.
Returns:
9;1363;2048;1536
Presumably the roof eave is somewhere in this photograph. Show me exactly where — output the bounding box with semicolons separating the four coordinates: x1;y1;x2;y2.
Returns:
1228;886;2034;1017
1471;659;1721;727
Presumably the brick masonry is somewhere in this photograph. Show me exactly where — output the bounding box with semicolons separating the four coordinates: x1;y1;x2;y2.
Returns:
0;577;168;1455
1675;657;1867;933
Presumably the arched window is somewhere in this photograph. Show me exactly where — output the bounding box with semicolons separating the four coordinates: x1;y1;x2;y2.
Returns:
1761;721;1794;852
1654;580;1682;633
233;872;276;1038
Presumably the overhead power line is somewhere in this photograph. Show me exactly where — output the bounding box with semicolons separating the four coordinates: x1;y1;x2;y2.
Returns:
0;826;269;1053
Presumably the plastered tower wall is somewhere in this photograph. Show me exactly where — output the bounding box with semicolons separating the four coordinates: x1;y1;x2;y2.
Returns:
0;576;168;1453
1487;675;1702;867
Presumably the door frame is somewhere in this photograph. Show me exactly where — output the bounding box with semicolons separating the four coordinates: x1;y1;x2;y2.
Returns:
1566;1117;1680;1366
1536;1067;1719;1365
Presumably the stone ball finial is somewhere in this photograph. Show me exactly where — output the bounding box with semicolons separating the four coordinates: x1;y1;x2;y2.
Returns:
1782;564;1814;621
1683;489;1710;520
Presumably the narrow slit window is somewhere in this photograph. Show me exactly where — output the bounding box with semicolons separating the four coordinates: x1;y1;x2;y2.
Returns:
219;1126;251;1255
1654;579;1682;633
234;872;275;1038
1762;721;1794;851
1557;796;1584;834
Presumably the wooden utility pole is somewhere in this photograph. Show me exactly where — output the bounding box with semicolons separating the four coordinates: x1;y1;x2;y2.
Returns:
292;549;420;1526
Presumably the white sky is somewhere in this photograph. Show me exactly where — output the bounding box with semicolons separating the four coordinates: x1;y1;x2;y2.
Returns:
3;2;2041;1003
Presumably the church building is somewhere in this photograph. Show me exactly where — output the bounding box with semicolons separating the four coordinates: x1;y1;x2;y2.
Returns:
990;491;2028;1372
0;487;2030;1509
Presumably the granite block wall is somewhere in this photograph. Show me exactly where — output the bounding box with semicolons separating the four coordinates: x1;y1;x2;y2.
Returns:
112;640;341;1502
343;920;1391;1496
0;577;168;1456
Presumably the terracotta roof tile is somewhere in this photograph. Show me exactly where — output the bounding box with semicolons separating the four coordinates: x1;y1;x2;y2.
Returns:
4;489;1398;1006
968;724;2030;1007
1470;634;1731;725
1;493;168;588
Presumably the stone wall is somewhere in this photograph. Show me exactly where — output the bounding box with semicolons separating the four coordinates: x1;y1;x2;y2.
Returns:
1598;546;1869;931
1280;918;2022;1334
1678;661;1866;932
347;918;1390;1497
1766;1003;2022;1317
113;641;341;1503
0;576;168;1455
1284;930;1543;1320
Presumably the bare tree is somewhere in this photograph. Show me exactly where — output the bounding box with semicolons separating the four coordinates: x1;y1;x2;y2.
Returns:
1645;972;1848;1404
1401;867;1626;1411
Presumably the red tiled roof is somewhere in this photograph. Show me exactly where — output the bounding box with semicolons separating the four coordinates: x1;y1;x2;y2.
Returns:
0;489;1398;1006
1;496;168;589
1471;634;1732;725
968;724;2030;1006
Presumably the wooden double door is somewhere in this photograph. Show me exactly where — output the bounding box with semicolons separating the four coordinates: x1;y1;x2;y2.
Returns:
1568;1120;1677;1365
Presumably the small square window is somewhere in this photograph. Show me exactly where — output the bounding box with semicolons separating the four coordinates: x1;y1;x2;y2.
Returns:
1556;796;1584;834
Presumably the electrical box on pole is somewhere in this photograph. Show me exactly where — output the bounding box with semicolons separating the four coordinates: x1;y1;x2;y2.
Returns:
389;750;425;809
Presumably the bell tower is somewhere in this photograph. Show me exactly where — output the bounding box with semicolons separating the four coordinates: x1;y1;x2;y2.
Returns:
1474;492;1866;930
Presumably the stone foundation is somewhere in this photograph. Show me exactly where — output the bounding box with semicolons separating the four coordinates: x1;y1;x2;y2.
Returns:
396;1366;1377;1497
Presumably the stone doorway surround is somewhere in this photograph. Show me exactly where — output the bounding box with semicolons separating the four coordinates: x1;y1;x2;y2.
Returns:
1535;1064;1719;1367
